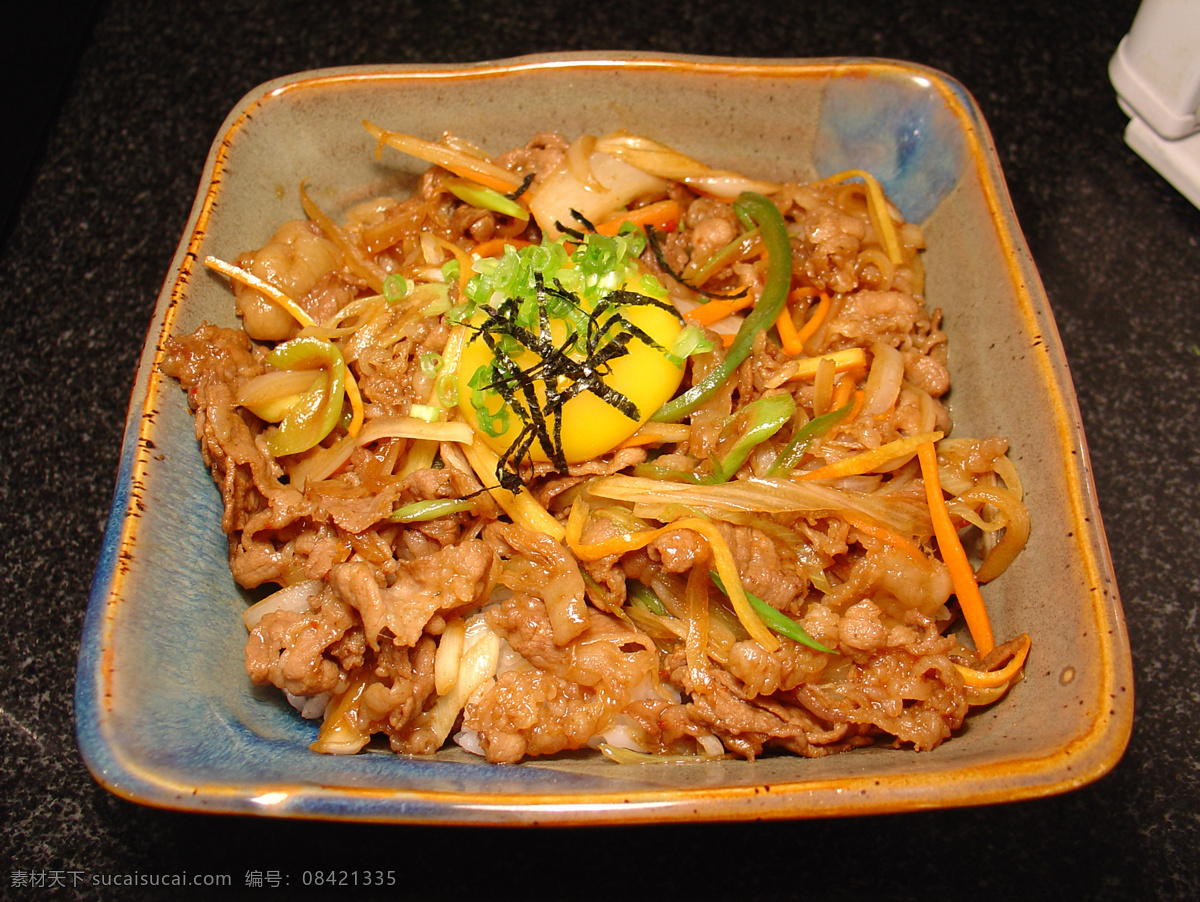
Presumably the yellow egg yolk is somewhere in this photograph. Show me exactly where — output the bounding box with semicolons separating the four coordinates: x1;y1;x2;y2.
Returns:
457;298;684;464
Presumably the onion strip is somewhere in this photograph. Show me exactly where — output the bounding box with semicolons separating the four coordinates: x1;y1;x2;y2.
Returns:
955;633;1031;688
589;473;934;537
460;440;565;542
798;431;943;481
203;256;315;328
812;169;904;264
363;120;524;194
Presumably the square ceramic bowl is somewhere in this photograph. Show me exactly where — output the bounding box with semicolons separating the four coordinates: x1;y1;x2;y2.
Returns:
76;53;1133;825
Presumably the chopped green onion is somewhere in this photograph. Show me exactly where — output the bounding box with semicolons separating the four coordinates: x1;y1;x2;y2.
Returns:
383;273;409;303
409;403;439;423
709;570;834;653
665;323;716;366
389;498;477;522
446;177;530;221
467;363;509;436
418;351;442;380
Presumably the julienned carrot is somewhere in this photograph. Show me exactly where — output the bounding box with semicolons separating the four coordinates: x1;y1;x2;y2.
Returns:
343;368;364;438
798;430;942;481
471;237;534;258
830;375;857;411
595;199;682;236
844;387;865;420
775;305;804;356
955;634;1030;688
843;513;927;563
784;348;867;382
776;288;826;355
795;291;831;345
433;236;476;297
917;441;995;655
203;256;315;328
686;292;755;326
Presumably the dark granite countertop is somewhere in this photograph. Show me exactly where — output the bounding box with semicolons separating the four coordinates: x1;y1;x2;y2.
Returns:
3;0;1198;898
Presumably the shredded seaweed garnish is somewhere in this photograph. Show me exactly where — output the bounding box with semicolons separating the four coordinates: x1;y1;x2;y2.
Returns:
505;172;535;201
554;222;588;241
552;208;599;240
645;225;749;301
570;208;598;232
466;279;676;490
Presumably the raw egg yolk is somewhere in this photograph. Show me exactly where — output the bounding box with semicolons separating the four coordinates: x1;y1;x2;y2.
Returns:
457;300;684;463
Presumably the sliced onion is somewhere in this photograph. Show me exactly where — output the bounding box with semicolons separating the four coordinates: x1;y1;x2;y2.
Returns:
565;134;601;189
594;130;780;199
862;341;904;416
588;473;933;537
243;580;321;630
434;618;467;696
418;626;501;745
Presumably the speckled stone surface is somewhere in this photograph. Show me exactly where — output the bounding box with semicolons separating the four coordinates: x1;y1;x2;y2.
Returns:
1;0;1197;899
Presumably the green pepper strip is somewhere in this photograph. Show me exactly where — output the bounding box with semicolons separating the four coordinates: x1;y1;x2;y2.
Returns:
709;571;834;653
765;397;856;477
446;178;530;221
264;336;346;457
703;393;796;484
652;192;792;423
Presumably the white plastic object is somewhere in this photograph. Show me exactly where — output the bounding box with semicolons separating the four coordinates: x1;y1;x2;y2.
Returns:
1109;0;1200;208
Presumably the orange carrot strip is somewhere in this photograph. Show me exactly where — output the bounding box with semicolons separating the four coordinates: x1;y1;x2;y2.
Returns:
433;236;476;297
917;441;995;655
843;513;927;563
775;305;805;356
203;256;315;328
343;368;364;438
783;348;867;382
617;422;690;448
830;374;856;411
799;430;942;481
955;634;1030;688
595;199;682;236
363;121;524;195
795;291;831;345
685;292;755;326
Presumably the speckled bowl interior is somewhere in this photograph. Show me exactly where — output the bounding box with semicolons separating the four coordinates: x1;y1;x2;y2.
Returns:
76;53;1132;825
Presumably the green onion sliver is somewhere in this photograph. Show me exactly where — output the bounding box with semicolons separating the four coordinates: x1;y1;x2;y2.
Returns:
709;571;834;653
389;498;476;522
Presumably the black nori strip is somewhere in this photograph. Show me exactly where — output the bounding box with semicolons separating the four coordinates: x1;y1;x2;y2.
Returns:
505;172;536;201
467;282;675;486
553;221;588;241
569;208;598;233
